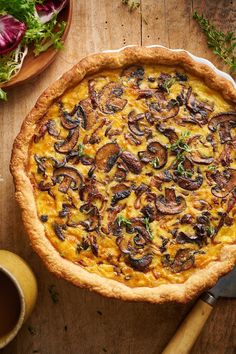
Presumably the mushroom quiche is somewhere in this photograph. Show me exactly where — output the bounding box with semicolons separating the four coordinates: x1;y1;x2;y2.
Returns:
11;47;236;303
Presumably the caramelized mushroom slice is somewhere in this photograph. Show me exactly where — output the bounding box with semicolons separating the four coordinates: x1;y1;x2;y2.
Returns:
54;127;80;154
121;65;144;86
176;174;203;191
120;151;142;174
88;80;98;109
79;98;97;129
155;188;186;214
171;249;195;273
138;141;167;169
53;166;83;193
157;125;178;144
58;103;80;130
208;112;236;144
188;135;214;165
95;142;120;172
111;183;131;207
128;111;146;136
98;82;127;114
150;98;179;121
211;168;236;198
186;88;213;119
127;254;153;272
80;205;101;232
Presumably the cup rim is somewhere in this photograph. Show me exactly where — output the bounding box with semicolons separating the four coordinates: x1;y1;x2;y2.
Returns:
0;267;26;349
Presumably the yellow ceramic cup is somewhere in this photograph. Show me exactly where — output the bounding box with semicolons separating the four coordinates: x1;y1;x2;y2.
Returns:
0;250;38;349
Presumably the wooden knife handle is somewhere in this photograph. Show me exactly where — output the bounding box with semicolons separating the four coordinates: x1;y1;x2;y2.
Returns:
162;294;216;354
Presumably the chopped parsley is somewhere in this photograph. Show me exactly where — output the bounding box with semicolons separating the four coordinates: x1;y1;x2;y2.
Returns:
117;215;132;227
144;217;153;239
208;165;217;171
162;77;176;93
150;157;160;169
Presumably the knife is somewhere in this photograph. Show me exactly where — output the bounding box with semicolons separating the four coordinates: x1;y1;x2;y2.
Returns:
162;267;236;354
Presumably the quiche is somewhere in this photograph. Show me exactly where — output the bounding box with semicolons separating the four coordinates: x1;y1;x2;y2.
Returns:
11;47;236;303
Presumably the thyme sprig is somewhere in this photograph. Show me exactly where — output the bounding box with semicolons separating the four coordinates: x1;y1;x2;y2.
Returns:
193;11;236;73
121;0;140;12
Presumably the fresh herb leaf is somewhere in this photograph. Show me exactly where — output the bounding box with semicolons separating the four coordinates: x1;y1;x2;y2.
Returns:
208;165;217;171
150;157;160;169
176;156;193;178
193;11;236;73
121;0;140;12
0;88;7;101
168;131;191;154
48;284;59;304
28;325;37;336
144;217;153;239
117;215;132;227
206;225;215;237
162;77;176;93
78;143;85;157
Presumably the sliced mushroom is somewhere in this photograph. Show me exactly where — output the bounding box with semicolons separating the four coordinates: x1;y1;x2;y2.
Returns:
58;103;80;130
138;141;167;169
128;111;146;136
98;82;127;114
219;143;233;167
53;223;66;241
187;88;213;117
211;168;236;198
54;127;80;154
53;166;83;193
149;98;179;121
120;151;142;174
121;65;144;86
79;98;97;129
111;183;131;206
127;254;153;272
95;142;120;172
157;125;178;144
208;112;236;131
155;188;186;214
171;249;195;273
79;205;101;232
176;231;201;245
176;174;203;191
88;80;98;109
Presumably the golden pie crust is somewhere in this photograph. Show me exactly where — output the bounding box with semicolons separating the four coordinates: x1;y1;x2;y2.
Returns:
11;46;236;303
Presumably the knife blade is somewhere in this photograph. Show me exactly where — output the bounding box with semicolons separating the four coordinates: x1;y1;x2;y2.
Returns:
208;266;236;299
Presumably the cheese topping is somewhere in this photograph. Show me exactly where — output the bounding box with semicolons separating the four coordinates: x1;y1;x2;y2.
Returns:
28;65;236;287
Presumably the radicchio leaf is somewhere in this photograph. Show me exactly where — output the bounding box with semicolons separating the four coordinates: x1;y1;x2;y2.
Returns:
0;15;27;55
36;0;68;24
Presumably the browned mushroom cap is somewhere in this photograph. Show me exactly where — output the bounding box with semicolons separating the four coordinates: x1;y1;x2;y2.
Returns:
187;87;213;114
128;111;146;136
219;143;233;167
157;125;178;144
138;141;167;169
98;82;127;114
58;103;80;130
116;236;133;255
53;166;83;193
54;127;80;154
176;174;203;191
111;183;131;206
95;142;120;172
171;248;195;273
121;65;144;82
155;188;186;214
150;98;179;121
79;98;97;129
187;134;214;165
211;168;236;198
88;80;98;109
127;254;153;272
79;205;101;232
120;151;142;174
208;112;236;144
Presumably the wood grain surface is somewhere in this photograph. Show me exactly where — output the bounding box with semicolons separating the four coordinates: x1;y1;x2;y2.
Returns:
0;1;235;353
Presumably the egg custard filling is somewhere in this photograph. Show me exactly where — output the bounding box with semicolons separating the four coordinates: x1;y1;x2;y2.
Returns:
28;65;236;288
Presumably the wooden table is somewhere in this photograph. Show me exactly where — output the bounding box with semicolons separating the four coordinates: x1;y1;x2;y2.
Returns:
0;1;235;353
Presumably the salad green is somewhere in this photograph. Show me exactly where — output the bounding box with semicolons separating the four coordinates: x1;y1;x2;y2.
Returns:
0;0;67;100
